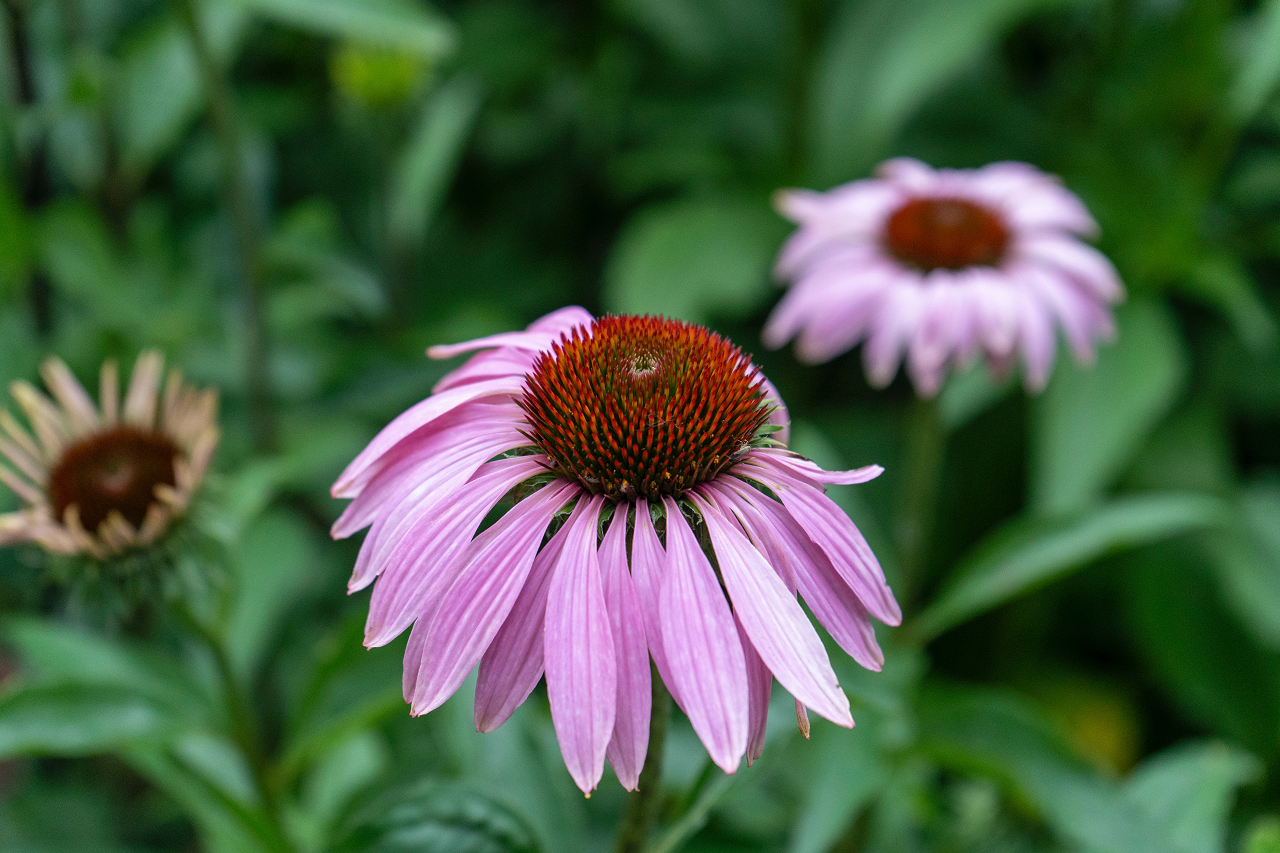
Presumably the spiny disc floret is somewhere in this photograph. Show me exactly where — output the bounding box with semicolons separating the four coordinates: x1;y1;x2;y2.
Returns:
520;315;769;500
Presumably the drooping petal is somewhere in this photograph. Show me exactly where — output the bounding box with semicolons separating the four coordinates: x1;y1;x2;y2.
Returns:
427;306;593;361
39;358;97;436
474;510;576;733
545;495;616;794
408;480;577;715
362;458;549;646
331;400;526;539
737;455;901;627
735;611;772;766
660;497;747;774
752;449;883;486
629;499;682;709
600;504;651;791
707;478;883;671
693;494;851;727
332;377;523;499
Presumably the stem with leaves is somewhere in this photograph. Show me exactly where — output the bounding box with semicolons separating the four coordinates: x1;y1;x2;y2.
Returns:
174;0;277;452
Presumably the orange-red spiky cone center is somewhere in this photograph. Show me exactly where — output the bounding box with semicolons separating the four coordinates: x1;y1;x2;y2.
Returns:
520;315;769;500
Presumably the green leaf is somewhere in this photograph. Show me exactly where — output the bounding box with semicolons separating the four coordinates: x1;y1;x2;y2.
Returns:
1179;256;1278;354
1;617;218;722
915;493;1230;639
227;510;324;678
1209;484;1280;649
387;77;484;247
125;742;279;853
1124;741;1261;853
809;0;1091;184
1126;544;1280;754
1244;817;1280;853
236;0;456;59
114;3;248;171
1231;0;1280;120
918;686;1175;853
0;684;178;757
787;717;888;853
602;195;786;324
329;779;540;853
1032;300;1188;514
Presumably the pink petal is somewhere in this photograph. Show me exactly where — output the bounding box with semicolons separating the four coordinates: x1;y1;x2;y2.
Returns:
545;495;616;794
1014;234;1124;303
408;480;577;715
708;478;884;671
332;377;522;498
473;516;575;733
660;496;747;774
432;348;541;393
737;456;901;627
526;305;595;335
356;457;545;638
600;504;651;791
736;611;772;766
426;306;593;360
630;499;682;710
693;494;851;727
752;449;883;486
332;401;526;539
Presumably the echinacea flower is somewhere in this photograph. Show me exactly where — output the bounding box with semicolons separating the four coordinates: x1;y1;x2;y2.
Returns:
765;158;1124;396
0;352;219;558
332;308;901;794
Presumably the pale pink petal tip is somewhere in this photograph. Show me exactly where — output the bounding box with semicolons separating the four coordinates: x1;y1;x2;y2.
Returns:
766;158;1120;396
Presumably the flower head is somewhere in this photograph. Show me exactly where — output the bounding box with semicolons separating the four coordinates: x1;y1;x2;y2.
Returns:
0;352;219;558
333;308;901;794
765;158;1124;396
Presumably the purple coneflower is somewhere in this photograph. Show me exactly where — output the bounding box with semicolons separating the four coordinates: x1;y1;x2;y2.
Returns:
332;308;900;794
0;352;219;557
765;158;1124;396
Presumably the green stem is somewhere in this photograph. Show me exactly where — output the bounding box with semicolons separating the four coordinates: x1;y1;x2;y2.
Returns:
175;0;277;452
615;673;671;853
894;396;945;610
175;605;292;853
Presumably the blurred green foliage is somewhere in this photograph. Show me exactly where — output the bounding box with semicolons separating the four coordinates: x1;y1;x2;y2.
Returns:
0;0;1278;851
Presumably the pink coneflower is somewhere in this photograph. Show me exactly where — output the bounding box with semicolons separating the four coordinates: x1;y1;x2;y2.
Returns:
332;308;900;794
0;352;218;558
765;158;1124;396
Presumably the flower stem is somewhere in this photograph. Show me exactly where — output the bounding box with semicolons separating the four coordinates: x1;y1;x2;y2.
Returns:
175;605;293;852
174;0;277;452
614;673;671;853
895;396;945;609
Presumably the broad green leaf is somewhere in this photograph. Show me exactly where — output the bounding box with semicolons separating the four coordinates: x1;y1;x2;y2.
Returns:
125;743;279;853
603;195;786;324
1231;0;1280;120
918;686;1174;853
1126;544;1280;754
1032;300;1188;514
914;493;1230;639
329;779;540;853
388;77;484;247
1;617;218;722
227;510;324;678
114;2;247;171
290;731;389;850
809;0;1091;184
787;717;887;853
236;0;456;59
1210;484;1280;649
1125;741;1260;853
1180;256;1278;354
0;684;178;757
1245;817;1280;853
